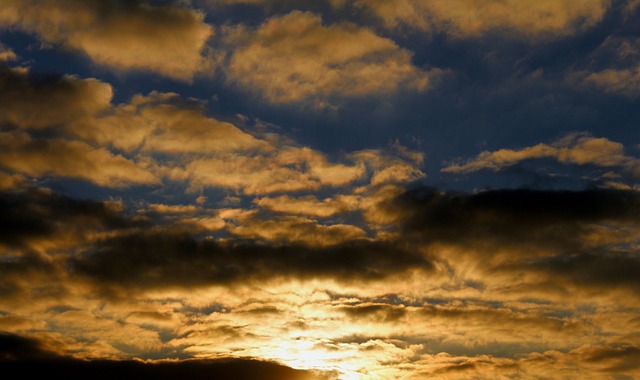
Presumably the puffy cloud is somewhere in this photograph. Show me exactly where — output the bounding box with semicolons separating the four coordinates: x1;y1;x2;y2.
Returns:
346;0;610;37
1;60;424;195
0;130;158;187
442;133;640;177
183;146;365;194
69;92;270;154
0;0;213;80
0;66;113;130
224;11;436;105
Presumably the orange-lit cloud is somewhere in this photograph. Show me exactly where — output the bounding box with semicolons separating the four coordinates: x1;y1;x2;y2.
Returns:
0;43;16;62
576;36;640;98
0;0;213;80
442;133;640;177
255;194;362;217
224;11;437;105
0;130;158;187
0;66;112;130
345;0;610;37
69;91;270;154
182;147;366;194
2;4;640;376
585;66;640;97
227;215;367;246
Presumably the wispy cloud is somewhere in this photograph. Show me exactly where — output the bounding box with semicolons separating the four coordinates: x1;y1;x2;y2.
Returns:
443;133;640;178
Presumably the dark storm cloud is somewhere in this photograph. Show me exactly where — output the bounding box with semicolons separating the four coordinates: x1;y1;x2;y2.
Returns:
391;187;640;247
0;333;329;380
514;252;640;291
70;229;433;288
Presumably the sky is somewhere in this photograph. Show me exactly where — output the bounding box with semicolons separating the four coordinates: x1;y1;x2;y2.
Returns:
0;0;639;379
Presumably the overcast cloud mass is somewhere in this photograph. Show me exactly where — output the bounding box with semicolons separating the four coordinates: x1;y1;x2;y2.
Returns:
1;1;639;379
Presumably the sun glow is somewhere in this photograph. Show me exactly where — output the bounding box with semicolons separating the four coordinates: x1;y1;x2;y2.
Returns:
271;339;365;380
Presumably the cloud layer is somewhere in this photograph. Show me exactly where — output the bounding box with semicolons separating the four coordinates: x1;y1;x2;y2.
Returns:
1;1;640;379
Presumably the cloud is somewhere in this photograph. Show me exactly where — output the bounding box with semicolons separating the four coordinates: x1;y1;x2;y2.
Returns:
576;36;640;98
227;215;367;246
584;66;640;97
0;43;16;62
0;66;113;130
345;0;610;38
0;333;59;360
0;187;137;250
392;186;640;244
255;194;362;217
386;186;640;299
70;228;433;289
0;61;425;195
0;0;213;80
0;333;330;380
69;91;270;154
183;146;365;194
442;133;640;177
224;11;436;105
0;130;158;187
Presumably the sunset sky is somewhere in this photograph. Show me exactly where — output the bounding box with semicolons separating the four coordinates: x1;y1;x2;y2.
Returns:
1;1;640;379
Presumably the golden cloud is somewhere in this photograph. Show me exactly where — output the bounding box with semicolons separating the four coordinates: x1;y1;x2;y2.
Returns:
255;194;362;217
348;0;610;37
0;66;113;130
442;133;640;177
0;0;213;80
183;146;365;194
69;92;270;154
227;215;367;246
225;11;436;105
0;130;158;187
584;66;640;97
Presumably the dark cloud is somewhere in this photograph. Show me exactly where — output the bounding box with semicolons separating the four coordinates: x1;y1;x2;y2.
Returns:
0;332;57;360
70;229;433;288
582;345;640;372
0;187;143;249
387;186;640;295
391;187;640;247
516;252;640;291
338;304;407;322
0;65;111;130
0;333;329;380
